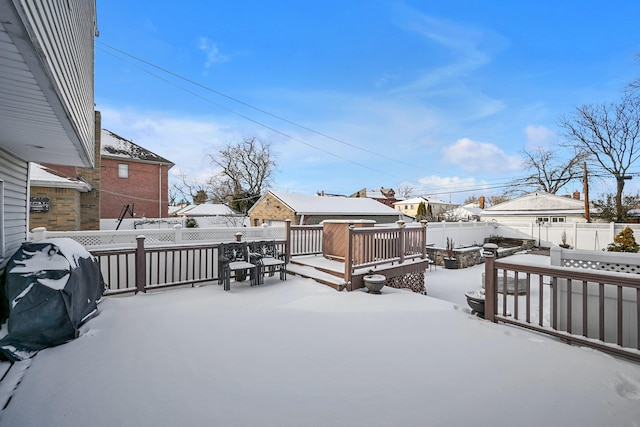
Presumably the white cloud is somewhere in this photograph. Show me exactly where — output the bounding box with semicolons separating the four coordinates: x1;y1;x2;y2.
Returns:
99;106;237;184
198;37;229;67
442;138;522;173
525;125;556;148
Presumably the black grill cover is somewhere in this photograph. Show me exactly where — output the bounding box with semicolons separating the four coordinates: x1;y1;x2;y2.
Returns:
0;238;105;361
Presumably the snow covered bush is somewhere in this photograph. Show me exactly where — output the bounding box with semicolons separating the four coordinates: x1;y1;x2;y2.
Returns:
606;226;639;252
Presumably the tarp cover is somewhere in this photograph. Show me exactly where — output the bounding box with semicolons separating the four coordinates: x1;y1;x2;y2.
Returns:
0;238;105;361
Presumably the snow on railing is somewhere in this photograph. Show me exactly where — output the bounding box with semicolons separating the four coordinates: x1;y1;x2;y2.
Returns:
483;244;640;361
30;224;285;249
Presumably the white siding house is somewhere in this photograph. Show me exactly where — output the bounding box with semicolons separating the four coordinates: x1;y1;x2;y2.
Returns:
0;0;97;264
481;191;591;224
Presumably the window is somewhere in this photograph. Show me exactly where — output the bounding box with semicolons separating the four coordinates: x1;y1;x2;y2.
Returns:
118;163;129;178
536;217;549;223
551;217;565;223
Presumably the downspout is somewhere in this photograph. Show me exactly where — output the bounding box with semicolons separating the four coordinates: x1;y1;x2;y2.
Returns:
158;163;162;222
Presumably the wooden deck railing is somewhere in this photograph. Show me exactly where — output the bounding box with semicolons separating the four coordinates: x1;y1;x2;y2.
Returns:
92;236;286;295
345;222;427;286
483;244;640;361
288;223;323;257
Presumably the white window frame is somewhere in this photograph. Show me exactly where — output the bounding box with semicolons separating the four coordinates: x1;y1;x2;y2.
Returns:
118;163;129;178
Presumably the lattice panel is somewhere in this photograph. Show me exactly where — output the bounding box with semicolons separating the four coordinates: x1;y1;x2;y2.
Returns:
387;271;426;295
563;259;640;274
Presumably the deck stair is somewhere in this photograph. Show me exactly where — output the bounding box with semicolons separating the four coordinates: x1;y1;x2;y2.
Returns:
287;255;347;291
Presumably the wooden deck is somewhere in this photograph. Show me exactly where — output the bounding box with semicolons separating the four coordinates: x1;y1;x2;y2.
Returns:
288;254;429;293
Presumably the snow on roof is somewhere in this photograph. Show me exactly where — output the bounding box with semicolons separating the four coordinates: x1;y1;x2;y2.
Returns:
267;191;401;216
175;204;241;216
29;163;92;192
394;196;455;206
101;129;174;166
484;191;585;212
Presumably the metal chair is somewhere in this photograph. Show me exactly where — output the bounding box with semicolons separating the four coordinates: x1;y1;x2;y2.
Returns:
218;242;258;291
249;240;287;284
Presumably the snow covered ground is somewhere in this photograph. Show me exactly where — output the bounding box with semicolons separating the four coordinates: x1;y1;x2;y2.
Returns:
1;254;640;426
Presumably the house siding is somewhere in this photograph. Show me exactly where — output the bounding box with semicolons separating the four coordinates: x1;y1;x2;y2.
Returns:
0;149;28;264
16;0;96;164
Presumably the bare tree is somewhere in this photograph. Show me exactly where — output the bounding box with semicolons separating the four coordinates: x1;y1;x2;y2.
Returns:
172;170;212;204
559;94;640;221
520;146;588;194
209;137;276;213
488;194;509;206
463;195;479;205
396;184;414;199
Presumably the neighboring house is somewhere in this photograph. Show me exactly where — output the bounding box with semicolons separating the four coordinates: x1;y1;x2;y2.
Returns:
29;164;92;231
444;203;483;222
481;191;591;224
249;191;406;226
394;196;457;219
100;129;175;220
350;187;398;207
0;0;97;265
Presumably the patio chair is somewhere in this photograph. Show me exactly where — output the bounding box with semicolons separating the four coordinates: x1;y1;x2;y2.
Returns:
249;240;287;284
218;242;258;291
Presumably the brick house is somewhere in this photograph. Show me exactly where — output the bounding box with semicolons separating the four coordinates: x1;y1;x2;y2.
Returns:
29;164;93;231
100;129;174;220
350;187;398;207
249;190;405;226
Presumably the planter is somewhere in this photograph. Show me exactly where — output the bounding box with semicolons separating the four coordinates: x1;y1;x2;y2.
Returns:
363;274;386;294
465;290;485;317
443;258;458;269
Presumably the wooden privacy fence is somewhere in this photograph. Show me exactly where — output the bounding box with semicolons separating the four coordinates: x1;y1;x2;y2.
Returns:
92;236;287;295
483;244;640;361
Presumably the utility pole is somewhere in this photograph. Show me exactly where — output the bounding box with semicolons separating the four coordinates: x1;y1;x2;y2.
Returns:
583;162;590;222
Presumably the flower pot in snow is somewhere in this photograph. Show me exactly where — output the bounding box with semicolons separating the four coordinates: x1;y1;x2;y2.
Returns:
363;274;386;294
443;257;458;269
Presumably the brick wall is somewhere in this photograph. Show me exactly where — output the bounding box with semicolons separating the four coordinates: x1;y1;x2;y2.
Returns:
29;187;82;231
100;158;170;219
77;111;101;229
249;195;296;226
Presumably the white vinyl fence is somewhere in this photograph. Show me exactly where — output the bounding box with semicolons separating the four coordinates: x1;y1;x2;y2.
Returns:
30;220;640;252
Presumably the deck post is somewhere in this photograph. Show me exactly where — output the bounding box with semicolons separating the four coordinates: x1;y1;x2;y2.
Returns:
397;220;405;264
135;235;146;294
483;243;498;322
285;219;291;264
420;220;427;259
345;224;354;291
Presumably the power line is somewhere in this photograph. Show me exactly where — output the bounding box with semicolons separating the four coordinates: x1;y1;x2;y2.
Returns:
96;41;437;173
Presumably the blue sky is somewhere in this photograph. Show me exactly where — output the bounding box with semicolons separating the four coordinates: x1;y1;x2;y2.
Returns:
95;1;640;204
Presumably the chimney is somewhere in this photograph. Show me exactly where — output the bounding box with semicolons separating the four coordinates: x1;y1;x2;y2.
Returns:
479;196;485;209
573;191;580;200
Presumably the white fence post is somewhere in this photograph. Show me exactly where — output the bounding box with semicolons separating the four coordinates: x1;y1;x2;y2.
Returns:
32;227;46;241
174;224;183;244
610;222;616;246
